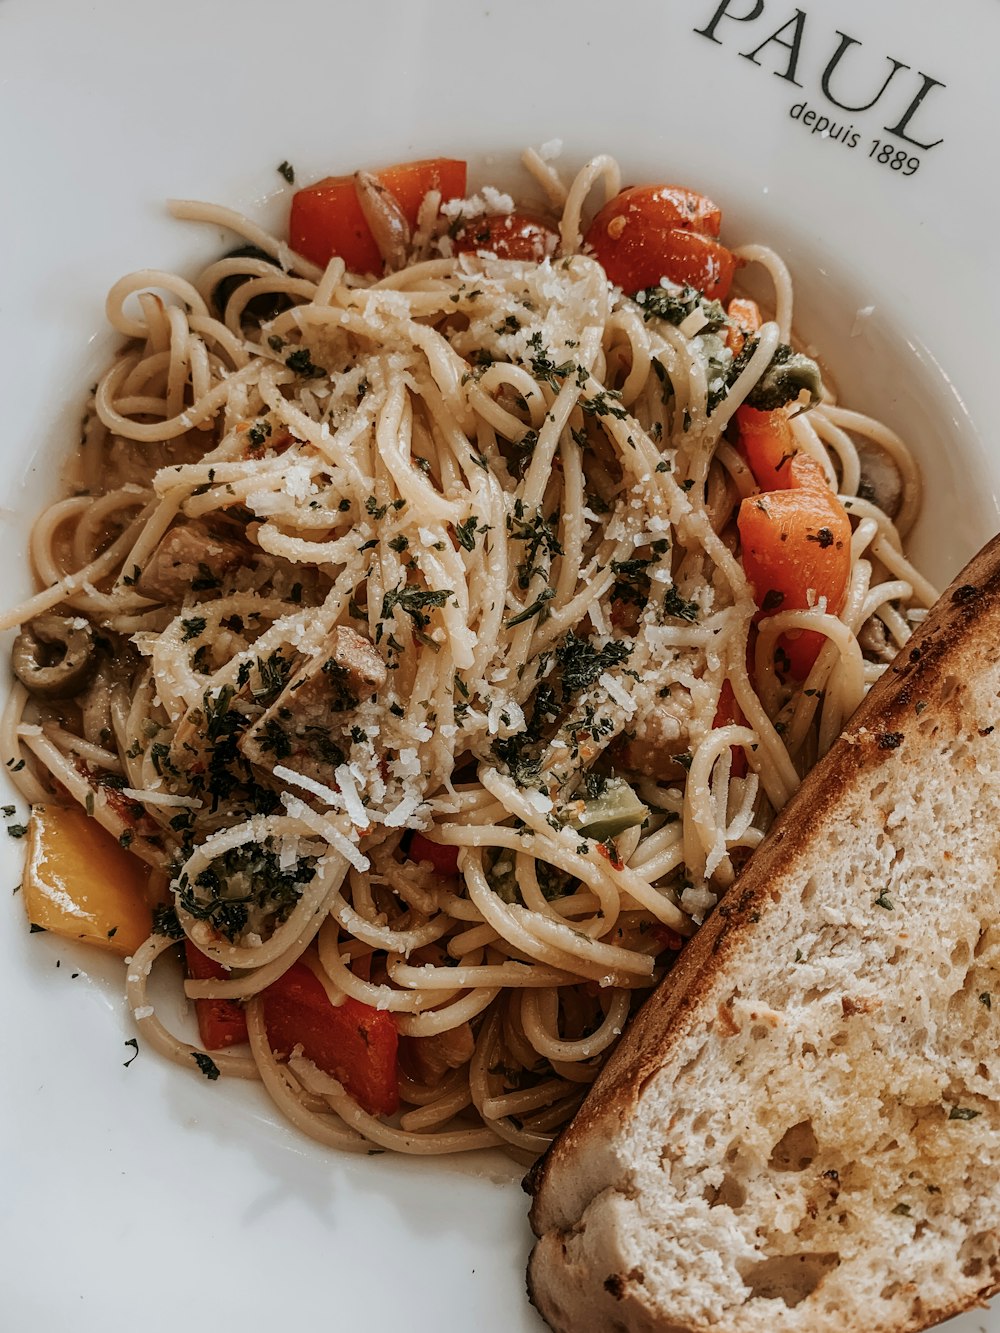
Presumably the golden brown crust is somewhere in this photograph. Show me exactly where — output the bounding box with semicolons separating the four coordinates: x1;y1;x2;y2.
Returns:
526;532;1000;1333
526;1249;1000;1333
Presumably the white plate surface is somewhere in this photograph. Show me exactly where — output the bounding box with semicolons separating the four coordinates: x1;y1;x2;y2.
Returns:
1;1;998;1329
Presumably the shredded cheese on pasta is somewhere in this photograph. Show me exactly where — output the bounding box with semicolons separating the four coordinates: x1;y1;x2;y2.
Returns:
1;149;934;1159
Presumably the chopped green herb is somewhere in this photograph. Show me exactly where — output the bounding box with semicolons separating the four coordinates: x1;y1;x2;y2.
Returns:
508;503;563;589
123;1038;139;1068
252;651;294;705
526;335;577;392
610;557;653;609
663;587;699;622
381;584;451;632
285;347;324;378
152;904;184;939
635;283;727;331
192;1052;221;1081
181;616;207;642
555;631;633;701
582;390;628;421
455;515;479;551
191;562;221;592
506;588;556;628
177;838;316;942
744;343;823;412
247;419;272;450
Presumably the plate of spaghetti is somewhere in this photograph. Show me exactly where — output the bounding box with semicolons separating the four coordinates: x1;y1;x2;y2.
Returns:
1;1;997;1330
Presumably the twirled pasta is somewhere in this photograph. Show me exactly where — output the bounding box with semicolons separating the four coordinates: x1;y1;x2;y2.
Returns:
2;149;933;1160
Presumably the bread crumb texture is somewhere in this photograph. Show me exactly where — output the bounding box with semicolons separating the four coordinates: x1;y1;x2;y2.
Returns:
528;558;1000;1333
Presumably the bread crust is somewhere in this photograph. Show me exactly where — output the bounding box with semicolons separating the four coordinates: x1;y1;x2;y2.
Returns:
526;533;1000;1333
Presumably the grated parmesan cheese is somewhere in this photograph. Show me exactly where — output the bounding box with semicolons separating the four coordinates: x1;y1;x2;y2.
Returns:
678;308;709;339
598;672;638;718
274;764;343;810
122;787;202;809
333;763;372;828
383;795;422;828
440;188;515;221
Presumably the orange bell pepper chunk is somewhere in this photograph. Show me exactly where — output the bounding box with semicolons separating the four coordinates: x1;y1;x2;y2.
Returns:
713;680;748;777
290;157;467;272
262;960;399;1116
185;941;248;1051
22;804;152;956
736;405;801;491
726;296;763;355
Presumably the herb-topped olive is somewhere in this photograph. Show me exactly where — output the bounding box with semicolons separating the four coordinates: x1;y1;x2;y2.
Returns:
12;614;99;698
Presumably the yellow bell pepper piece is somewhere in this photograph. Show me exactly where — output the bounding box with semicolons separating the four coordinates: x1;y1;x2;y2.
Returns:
22;804;153;957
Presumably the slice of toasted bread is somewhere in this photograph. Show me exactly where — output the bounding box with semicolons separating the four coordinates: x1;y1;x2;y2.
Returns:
527;534;1000;1333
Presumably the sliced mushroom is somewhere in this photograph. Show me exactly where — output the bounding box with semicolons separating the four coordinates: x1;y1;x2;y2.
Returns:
12;614;98;699
858;614;897;664
79;646;139;746
855;438;903;519
400;1023;476;1085
238;625;387;787
354;171;411;272
137;520;246;602
616;694;693;782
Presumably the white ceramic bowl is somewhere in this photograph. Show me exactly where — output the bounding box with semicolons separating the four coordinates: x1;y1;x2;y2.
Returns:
1;1;997;1329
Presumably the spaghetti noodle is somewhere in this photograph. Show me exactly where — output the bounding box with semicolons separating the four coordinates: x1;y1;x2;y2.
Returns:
2;150;932;1159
